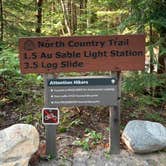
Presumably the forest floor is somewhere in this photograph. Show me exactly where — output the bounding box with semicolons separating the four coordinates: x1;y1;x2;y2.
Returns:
32;106;166;166
37;148;166;166
0;79;166;166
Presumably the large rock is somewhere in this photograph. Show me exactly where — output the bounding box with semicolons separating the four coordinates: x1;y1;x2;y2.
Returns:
0;124;39;166
122;120;166;153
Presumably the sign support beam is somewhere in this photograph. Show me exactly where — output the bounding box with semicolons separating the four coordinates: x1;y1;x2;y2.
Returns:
45;125;57;158
109;71;121;154
44;74;57;158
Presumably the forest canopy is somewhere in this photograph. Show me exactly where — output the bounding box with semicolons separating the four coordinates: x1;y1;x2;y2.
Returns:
0;0;166;130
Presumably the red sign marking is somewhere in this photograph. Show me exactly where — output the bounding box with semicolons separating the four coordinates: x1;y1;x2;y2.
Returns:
42;108;59;125
44;110;57;123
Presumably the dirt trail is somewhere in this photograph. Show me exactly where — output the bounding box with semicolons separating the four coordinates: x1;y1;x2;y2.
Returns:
37;148;166;166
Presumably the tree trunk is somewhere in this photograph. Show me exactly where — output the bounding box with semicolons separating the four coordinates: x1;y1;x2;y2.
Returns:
69;0;77;33
72;2;77;33
0;0;3;42
79;0;87;30
60;0;71;35
149;22;154;73
36;0;43;33
67;0;71;30
157;32;166;74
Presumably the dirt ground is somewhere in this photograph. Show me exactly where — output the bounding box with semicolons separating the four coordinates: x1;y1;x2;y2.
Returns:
36;141;166;166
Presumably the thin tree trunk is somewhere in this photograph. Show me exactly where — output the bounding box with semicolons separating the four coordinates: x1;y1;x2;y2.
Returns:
0;0;3;42
36;0;43;33
79;0;87;30
85;0;90;29
68;0;77;34
80;0;83;15
157;32;166;74
72;2;77;33
149;22;154;73
67;0;71;30
60;0;71;35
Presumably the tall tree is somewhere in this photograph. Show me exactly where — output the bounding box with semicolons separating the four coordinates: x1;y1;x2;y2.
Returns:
120;0;166;73
60;0;72;35
151;1;166;73
36;0;43;33
2;0;36;47
0;0;3;42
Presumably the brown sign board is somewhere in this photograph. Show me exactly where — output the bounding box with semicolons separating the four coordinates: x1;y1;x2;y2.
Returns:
19;34;145;74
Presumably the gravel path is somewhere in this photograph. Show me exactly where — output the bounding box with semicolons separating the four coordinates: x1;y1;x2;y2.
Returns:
37;149;166;166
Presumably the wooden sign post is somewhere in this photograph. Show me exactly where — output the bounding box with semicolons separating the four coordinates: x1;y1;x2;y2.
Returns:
44;74;57;158
109;71;121;154
19;34;145;157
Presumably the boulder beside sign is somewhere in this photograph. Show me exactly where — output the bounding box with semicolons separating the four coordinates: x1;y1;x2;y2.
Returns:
0;124;39;166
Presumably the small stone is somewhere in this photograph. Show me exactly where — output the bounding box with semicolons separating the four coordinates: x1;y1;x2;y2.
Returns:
73;160;87;166
146;159;158;166
87;158;97;166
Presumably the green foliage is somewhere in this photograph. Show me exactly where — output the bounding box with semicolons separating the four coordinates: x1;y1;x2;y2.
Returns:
68;118;83;127
122;72;166;110
0;47;19;75
20;111;42;124
122;72;165;95
42;1;63;36
85;128;103;144
104;151;111;160
144;112;165;123
58;115;83;133
0;47;43;127
150;1;166;33
74;129;103;151
74;137;90;151
3;0;37;47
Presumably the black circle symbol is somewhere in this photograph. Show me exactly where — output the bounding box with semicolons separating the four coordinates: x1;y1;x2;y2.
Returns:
24;39;36;51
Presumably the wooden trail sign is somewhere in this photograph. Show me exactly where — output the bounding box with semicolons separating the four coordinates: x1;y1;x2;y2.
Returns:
19;34;145;74
18;34;146;156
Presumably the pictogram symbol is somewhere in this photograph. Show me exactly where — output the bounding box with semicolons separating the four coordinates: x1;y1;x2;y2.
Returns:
42;108;59;125
24;39;36;51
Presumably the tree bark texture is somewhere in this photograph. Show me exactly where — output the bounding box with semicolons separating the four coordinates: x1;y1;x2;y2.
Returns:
36;0;43;33
149;22;154;73
158;32;166;74
0;0;3;42
60;0;72;35
79;0;87;30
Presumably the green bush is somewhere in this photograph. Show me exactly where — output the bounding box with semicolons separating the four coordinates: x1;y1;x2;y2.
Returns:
0;47;43;108
122;72;166;108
